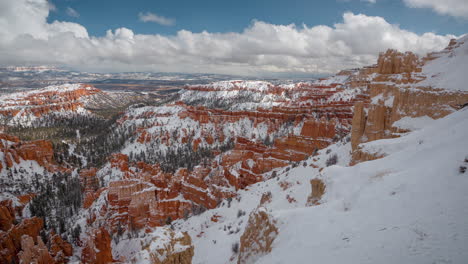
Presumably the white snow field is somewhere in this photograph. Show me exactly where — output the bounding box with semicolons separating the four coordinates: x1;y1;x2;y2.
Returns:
419;35;468;92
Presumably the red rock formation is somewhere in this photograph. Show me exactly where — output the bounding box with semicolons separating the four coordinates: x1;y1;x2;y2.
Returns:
0;133;66;173
0;200;15;231
376;49;420;74
0;216;43;264
90;76;364;234
0;84;100;123
350;42;468;164
17;235;55;264
81;227;113;264
49;233;73;263
80;168;101;209
0;198;73;264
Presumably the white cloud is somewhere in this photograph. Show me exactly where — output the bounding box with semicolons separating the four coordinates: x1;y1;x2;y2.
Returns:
66;7;79;18
362;0;376;3
0;0;457;76
403;0;468;19
47;1;57;12
138;12;175;26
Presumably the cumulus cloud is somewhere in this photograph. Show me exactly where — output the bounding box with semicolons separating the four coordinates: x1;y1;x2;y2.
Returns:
66;7;79;18
403;0;468;19
138;12;175;26
0;0;457;76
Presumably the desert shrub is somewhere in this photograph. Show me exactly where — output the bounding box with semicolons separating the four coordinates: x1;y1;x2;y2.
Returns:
326;154;338;167
237;210;246;218
232;242;239;254
460;166;467;174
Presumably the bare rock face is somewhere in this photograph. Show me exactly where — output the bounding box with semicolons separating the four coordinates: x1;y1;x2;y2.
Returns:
143;228;194;264
49;233;73;263
0;214;43;264
17;235;55;264
0;200;15;231
81;227;113;264
0;197;74;264
80;168;101;209
376;49;420;74
238;207;278;264
306;179;326;206
350;101;367;150
0;133;64;173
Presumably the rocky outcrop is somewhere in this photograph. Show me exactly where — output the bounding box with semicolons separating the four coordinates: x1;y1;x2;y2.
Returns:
238;207;278;264
376;49;420;74
350;41;468;164
0;197;74;264
306;178;326;206
0;133;63;173
0;133;68;195
0;200;15;231
81;227;113;264
80;168;101;209
49;233;73;263
0;216;43;264
17;235;55;264
105;160;217;231
144;228;194;264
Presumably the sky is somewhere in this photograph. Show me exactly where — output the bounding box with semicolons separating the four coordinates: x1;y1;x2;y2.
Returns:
0;0;467;77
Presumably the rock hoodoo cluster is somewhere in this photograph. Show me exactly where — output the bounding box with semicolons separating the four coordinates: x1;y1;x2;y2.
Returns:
350;38;468;164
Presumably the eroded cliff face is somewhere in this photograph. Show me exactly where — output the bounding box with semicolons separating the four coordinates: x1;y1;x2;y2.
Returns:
0;84;100;126
0;197;73;264
0;133;59;172
81;227;113;264
0;133;69;196
350;38;468;164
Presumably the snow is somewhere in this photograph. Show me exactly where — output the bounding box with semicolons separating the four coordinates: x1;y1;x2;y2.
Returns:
259;108;468;264
0;83;96;127
419;35;468;92
314;75;350;86
371;93;394;107
191;81;273;92
392;116;434;131
167;108;468;264
0;83;84;102
327;86;365;103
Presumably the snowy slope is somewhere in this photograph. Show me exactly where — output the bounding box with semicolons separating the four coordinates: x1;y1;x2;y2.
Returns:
420;35;468;91
164;107;468;264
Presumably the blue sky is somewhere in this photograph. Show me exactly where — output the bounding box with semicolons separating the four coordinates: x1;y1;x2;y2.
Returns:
48;0;467;37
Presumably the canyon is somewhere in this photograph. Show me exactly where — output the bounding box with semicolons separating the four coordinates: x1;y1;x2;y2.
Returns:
0;35;467;263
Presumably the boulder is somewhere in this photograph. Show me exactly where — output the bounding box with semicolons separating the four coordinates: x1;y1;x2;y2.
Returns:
306;179;326;206
238;207;278;264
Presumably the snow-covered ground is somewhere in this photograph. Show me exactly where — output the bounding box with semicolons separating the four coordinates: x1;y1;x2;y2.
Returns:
162;107;468;264
419;35;468;92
